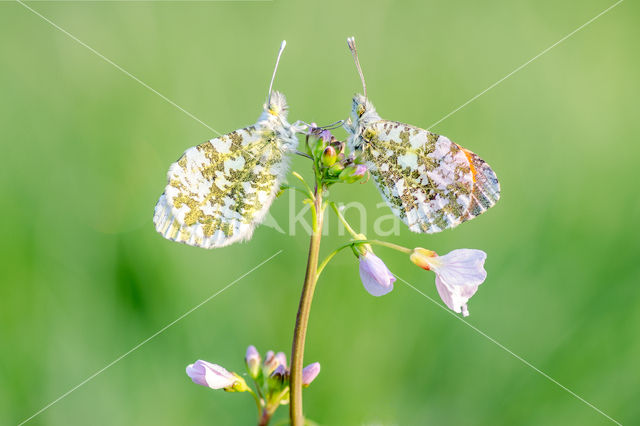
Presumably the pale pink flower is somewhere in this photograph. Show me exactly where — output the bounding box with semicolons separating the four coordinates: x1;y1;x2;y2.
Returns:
186;360;237;389
435;275;481;317
359;251;396;296
411;248;487;316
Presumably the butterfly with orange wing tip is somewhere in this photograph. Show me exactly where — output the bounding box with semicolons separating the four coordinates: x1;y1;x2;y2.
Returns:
344;37;500;233
154;41;304;248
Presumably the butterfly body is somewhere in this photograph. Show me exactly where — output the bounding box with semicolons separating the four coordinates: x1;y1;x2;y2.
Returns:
346;94;500;233
154;91;299;248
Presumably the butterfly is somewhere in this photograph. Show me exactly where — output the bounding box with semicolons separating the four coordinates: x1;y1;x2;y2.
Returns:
344;37;500;233
154;41;302;248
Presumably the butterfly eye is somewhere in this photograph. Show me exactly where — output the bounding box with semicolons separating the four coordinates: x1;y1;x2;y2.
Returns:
357;104;366;117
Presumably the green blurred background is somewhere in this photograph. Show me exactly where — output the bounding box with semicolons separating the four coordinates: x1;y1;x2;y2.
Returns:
1;0;639;424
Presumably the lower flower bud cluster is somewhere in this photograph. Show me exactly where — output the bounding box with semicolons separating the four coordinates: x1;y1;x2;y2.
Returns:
186;345;320;425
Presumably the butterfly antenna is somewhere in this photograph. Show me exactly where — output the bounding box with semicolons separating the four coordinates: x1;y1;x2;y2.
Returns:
318;119;345;130
267;40;287;105
347;36;367;98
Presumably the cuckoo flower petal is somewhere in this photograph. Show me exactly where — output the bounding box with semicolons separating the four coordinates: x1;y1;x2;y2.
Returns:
411;248;487;287
435;275;480;317
411;248;488;316
359;252;396;296
186;360;237;389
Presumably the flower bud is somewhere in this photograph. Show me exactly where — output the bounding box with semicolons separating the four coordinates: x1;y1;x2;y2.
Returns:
265;350;275;363
308;128;332;158
302;362;321;387
339;164;367;183
328;162;345;176
264;350;287;375
330;140;345;154
271;364;287;380
313;137;327;158
267;364;288;393
245;345;261;379
274;352;287;368
321;146;338;167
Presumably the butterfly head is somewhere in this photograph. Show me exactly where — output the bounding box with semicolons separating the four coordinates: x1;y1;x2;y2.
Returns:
344;94;379;153
351;94;379;128
259;91;299;151
265;91;289;120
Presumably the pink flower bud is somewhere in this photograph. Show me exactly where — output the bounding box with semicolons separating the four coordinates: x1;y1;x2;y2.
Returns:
274;352;287;368
267;363;288;392
302;362;321;387
321;146;338;167
245;345;261;378
271;363;287;379
264;350;275;364
264;350;286;375
339;164;367;183
328;162;345;176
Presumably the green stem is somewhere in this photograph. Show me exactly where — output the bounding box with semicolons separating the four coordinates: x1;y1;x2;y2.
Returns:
364;239;412;254
295;150;313;159
291;172;315;200
316;239;412;279
316;246;346;278
289;189;324;426
280;184;311;199
329;201;359;238
331;238;412;257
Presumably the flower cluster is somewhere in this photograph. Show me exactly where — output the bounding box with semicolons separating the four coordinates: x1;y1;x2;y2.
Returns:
307;126;367;185
186;346;320;424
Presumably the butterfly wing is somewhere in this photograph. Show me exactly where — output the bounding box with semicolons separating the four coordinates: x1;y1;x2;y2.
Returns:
153;124;290;248
458;147;500;222
360;120;499;233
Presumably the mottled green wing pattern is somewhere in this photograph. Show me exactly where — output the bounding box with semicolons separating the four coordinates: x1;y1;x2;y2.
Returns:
153;125;289;248
362;120;499;233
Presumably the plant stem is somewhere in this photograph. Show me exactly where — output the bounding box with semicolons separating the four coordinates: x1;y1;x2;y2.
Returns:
289;188;324;426
258;408;272;426
366;239;412;254
316;239;412;278
248;388;262;412
329;201;359;238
